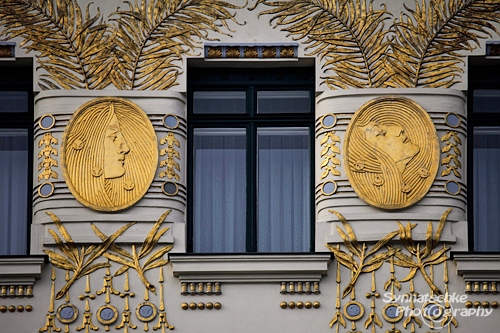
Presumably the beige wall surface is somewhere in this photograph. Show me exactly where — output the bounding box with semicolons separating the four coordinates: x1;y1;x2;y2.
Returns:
1;0;500;332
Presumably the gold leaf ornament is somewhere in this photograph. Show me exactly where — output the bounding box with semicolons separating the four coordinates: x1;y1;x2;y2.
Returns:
390;0;500;88
251;0;392;89
253;0;500;88
43;212;135;299
392;209;453;294
329;310;346;329
326;210;399;298
1;0;244;90
94;210;174;294
109;0;245;90
0;0;113;89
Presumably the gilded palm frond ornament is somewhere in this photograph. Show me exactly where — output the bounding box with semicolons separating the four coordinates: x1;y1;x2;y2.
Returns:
43;212;135;299
0;0;243;90
253;0;500;88
326;208;453;298
390;208;453;294
0;0;112;89
109;0;244;90
93;210;174;294
390;0;500;88
251;0;392;89
325;210;399;298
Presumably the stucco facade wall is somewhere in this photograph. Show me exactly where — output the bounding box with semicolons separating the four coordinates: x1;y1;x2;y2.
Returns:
1;0;500;332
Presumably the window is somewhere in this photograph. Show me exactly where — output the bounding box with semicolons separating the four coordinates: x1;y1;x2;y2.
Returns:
188;66;314;253
0;59;33;255
468;57;500;252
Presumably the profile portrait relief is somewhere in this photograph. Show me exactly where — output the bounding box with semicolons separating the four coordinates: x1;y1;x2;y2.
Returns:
61;98;158;211
344;96;439;209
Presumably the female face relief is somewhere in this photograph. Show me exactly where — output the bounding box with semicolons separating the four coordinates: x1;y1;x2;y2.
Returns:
103;112;130;179
361;121;420;174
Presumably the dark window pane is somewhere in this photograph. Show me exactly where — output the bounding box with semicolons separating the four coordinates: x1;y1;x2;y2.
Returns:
0;129;28;255
0;91;28;113
257;127;310;252
193;128;247;252
473;127;500;251
193;91;246;114
473;89;500;113
257;91;310;114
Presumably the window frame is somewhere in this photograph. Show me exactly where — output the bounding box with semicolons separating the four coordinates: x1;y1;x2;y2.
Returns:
0;58;33;255
187;66;315;253
467;56;500;252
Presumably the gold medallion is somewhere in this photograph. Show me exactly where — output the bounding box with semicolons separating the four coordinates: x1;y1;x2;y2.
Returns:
344;96;439;209
61;98;158;211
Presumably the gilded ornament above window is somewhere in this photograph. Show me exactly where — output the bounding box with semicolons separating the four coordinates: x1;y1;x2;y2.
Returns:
252;0;500;89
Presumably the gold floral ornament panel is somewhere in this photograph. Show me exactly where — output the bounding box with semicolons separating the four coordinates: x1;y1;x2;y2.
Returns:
61;98;158;211
344;97;439;209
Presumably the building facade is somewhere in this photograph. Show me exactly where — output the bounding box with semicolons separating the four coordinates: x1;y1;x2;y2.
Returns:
0;0;499;332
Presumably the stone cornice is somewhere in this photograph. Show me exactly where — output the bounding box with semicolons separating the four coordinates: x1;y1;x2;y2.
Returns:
169;253;331;283
0;256;46;285
453;253;500;281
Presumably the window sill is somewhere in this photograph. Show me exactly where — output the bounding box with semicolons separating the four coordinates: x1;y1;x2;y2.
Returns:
169;253;331;283
453;253;500;280
0;256;46;284
0;256;46;298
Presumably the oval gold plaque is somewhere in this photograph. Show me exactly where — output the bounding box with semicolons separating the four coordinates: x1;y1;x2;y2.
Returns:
344;96;439;209
61;98;158;211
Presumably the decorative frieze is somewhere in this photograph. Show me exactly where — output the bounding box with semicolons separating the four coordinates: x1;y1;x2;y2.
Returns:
181;302;221;310
0;42;15;58
280;281;319;295
465;281;499;294
204;44;297;59
280;301;320;309
181;282;222;296
0;305;32;313
0;285;33;298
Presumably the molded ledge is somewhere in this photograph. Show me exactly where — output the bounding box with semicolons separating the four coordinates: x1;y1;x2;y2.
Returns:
0;256;46;285
453;253;500;281
169;253;331;283
43;235;174;246
326;232;457;244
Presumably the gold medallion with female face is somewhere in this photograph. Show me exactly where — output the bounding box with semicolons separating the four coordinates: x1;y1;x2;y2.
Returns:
61;98;158;211
344;96;439;209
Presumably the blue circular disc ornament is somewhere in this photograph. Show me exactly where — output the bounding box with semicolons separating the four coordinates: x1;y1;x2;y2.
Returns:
382;303;403;323
97;305;118;325
136;302;157;322
424;302;442;319
322;181;337;196
445;180;460;195
40;114;55;130
347;304;360;316
343;301;364;321
101;308;114;321
140;305;153;318
39;182;54;197
385;305;398;318
60;306;74;319
57;304;78;324
163;115;179;129
445;113;460;128
322;114;336;128
162;181;178;196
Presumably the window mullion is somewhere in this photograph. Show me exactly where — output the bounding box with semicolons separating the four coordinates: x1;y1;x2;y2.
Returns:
247;86;257;252
246;123;257;252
